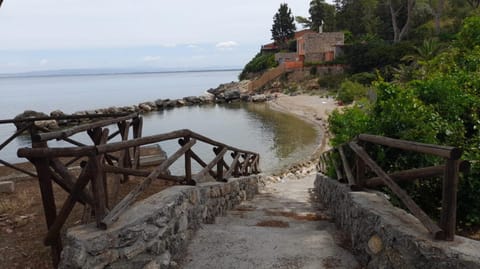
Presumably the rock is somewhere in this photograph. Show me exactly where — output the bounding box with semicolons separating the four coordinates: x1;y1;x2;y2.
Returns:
164;100;178;108
139;103;153;112
50;110;65;118
183;96;201;104
13;110;49;130
199;95;214;103
0;181;15;193
250;94;267;102
155;99;165;108
223;89;240;101
34;119;59;130
240;93;250;102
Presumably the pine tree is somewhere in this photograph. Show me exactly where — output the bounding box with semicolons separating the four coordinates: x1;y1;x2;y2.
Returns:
271;3;296;49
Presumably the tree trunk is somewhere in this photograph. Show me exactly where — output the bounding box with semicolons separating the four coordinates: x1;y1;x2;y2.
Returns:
389;0;416;42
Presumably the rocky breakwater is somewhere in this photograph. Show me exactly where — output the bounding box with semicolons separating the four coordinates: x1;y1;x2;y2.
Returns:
13;80;273;131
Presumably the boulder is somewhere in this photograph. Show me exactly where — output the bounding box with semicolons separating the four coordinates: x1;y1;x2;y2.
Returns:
13;110;49;130
34;119;59;130
139;103;153;112
50;110;65;118
250;94;267;102
240;94;250;102
184;96;201;104
223;89;240;101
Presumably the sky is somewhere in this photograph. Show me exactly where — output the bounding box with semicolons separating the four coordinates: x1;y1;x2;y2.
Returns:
0;1;311;74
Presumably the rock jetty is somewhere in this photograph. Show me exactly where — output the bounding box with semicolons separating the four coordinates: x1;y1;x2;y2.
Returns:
13;81;275;130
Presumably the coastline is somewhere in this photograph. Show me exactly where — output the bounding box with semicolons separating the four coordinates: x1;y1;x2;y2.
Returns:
266;93;338;178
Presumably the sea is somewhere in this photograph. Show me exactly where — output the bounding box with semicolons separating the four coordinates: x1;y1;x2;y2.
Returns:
0;70;318;173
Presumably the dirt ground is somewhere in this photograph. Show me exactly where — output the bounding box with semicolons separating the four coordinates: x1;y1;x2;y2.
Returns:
0;151;176;269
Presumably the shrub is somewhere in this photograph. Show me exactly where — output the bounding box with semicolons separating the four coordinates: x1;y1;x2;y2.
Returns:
239;52;277;80
318;74;345;90
337;80;369;104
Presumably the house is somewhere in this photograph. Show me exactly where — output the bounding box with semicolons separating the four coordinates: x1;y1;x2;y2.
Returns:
297;32;344;63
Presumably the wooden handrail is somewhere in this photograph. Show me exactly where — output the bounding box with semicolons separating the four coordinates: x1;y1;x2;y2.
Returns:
33;113;138;142
348;141;444;238
357;134;462;159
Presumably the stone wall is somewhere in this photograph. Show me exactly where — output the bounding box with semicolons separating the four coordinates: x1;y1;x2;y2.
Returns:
314;174;480;269
59;175;263;269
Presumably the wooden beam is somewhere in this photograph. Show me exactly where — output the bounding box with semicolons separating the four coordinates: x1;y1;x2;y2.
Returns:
348;141;444;238
44;158;95;246
440;159;460;241
338;146;355;186
0;159;37;177
101;138;197;228
104;165;184;182
358;134;462;159
189;149;217;178
49;159;94;206
224;154;241;179
193;147;228;182
0;123;32;151
32;113;138;142
90;129;109;227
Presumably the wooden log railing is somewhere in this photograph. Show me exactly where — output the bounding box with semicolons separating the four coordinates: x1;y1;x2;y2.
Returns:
0;112;134;178
318;134;469;241
16;120;260;268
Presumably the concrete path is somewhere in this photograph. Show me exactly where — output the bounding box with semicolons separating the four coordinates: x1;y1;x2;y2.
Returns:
179;174;360;269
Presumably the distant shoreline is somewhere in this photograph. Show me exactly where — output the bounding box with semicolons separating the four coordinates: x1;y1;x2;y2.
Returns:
0;68;242;80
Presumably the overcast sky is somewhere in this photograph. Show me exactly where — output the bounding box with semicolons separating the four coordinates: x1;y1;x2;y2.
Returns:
0;1;311;74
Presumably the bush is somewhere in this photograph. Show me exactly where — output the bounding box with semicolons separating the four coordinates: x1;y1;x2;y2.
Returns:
318;74;345;90
239;52;277;80
343;41;414;75
349;72;376;85
337;80;369;104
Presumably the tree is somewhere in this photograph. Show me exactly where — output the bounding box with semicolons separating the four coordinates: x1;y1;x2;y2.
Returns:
389;0;416;42
296;0;336;32
271;3;296;49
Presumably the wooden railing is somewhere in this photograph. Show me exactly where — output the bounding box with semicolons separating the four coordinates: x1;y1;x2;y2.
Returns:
16;116;260;268
318;134;469;241
0;112;133;178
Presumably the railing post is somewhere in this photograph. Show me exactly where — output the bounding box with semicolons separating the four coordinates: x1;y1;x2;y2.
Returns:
440;159;460;241
184;137;193;183
355;154;366;187
30;126;62;268
132;117;143;169
214;147;225;182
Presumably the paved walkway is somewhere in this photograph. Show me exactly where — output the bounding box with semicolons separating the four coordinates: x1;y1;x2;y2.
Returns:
179;174;359;269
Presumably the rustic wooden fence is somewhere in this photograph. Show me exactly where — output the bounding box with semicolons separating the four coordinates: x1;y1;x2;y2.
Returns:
0;112;132;178
16;115;260;268
318;134;469;241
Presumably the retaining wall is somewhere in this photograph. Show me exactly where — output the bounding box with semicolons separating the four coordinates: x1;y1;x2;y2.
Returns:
59;175;263;269
314;173;480;268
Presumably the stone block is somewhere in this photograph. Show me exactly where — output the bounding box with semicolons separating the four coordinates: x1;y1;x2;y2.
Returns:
0;181;14;193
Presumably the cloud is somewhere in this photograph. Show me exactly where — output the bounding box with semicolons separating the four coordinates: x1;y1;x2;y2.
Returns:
142;55;162;62
40;59;48;65
215;41;238;51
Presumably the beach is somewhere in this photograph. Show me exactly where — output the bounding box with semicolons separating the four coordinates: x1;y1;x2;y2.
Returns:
269;93;338;154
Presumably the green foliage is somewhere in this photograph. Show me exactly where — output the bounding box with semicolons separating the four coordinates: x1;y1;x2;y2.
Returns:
349;72;377;85
327;17;480;226
329;105;370;146
239;52;277;80
344;41;414;75
337;80;369;104
317;74;346;90
271;3;296;49
456;16;480;50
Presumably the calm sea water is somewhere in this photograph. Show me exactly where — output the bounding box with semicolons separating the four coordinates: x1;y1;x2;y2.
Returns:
0;70;318;173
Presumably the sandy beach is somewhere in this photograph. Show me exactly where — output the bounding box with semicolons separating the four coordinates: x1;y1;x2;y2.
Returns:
268;93;338;154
